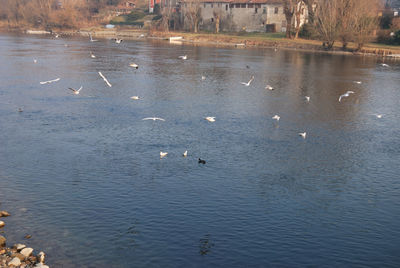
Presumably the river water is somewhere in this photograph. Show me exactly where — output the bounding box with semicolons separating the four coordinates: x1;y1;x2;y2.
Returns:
0;33;399;267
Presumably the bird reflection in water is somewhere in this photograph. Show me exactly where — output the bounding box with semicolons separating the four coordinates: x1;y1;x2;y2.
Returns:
199;234;214;256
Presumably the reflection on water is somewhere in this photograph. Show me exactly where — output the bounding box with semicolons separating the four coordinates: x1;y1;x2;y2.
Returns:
0;33;400;267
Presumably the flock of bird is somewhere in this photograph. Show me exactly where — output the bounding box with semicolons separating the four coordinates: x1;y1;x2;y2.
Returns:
33;33;389;162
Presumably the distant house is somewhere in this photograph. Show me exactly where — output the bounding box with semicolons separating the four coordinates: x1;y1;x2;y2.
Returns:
116;1;136;15
179;0;308;33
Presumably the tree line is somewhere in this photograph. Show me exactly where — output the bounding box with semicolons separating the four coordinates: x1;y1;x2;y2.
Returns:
0;0;124;29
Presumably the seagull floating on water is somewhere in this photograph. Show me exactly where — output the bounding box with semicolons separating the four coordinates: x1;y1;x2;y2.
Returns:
130;96;140;100
142;117;165;121
113;38;123;44
33;59;37;63
54;34;59;38
241;76;254;86
90;53;96;58
89;33;98;42
178;55;187;60
69;86;83;95
305;96;310;102
265;85;274;90
205;117;215;122
198;158;206;164
98;72;112;87
373;114;383;118
160;151;168;158
354;81;362;84
338;91;355;102
40;78;60;85
183;150;188;157
299;132;307;139
18;108;23;112
129;63;139;69
272;115;280;121
201;75;206;80
381;63;389;67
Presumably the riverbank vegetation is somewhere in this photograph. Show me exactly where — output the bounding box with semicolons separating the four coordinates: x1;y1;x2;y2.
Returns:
0;0;399;53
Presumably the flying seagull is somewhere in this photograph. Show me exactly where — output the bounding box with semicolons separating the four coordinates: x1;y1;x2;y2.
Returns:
160;151;168;158
241;76;254;86
69;86;83;95
98;72;112;87
305;96;310;102
338;91;355;102
178;55;187;60
129;63;139;69
205;117;215;122
373;114;383;119
354;81;362;84
265;84;274;90
272;115;280;121
40;78;60;84
183;150;188;157
299;132;307;139
142;117;165;121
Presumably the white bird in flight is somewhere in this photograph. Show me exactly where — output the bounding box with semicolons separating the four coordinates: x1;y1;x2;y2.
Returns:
89;33;98;42
130;96;140;100
354;81;362;84
373;114;383;118
183;150;188;157
129;63;139;69
338;91;355;102
178;55;187;60
98;72;112;87
69;86;83;95
205;117;215;122
272;115;280;121
160;151;168;158
305;96;310;102
265;84;274;90
40;78;60;84
142;117;165;121
299;132;307;139
241;76;254;86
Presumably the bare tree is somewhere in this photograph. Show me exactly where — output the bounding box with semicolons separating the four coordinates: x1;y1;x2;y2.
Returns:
182;0;201;32
283;0;296;38
213;9;223;33
294;1;305;39
315;0;340;49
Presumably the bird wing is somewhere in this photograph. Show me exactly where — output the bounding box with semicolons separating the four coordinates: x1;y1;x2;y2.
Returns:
338;95;344;102
240;82;248;85
154;117;165;121
68;87;77;92
142;117;153;120
77;86;83;92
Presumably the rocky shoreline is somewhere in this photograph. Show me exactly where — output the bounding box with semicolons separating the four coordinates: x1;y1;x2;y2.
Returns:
0;210;49;268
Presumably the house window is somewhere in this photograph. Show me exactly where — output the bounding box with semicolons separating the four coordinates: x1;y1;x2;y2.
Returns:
263;7;266;13
274;7;278;14
248;3;254;8
235;3;240;8
218;3;221;7
230;4;234;8
226;4;228;10
256;4;261;8
255;7;258;13
211;3;213;7
204;3;206;7
241;4;246;8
